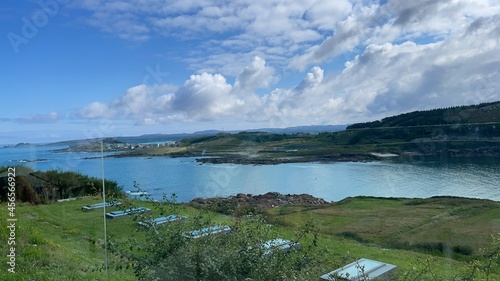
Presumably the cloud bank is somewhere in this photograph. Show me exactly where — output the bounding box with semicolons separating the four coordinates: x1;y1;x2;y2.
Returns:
75;0;499;127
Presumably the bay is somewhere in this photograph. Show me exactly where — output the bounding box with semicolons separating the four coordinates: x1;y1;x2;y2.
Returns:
1;146;499;202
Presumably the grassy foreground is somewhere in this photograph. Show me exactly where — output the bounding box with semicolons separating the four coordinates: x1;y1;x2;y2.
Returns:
1;196;499;280
268;196;500;257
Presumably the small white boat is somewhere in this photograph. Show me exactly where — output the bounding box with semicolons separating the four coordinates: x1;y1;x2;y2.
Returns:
126;191;149;196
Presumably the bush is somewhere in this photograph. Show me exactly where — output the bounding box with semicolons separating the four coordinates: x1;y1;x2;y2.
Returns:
233;205;264;217
337;231;369;244
16;175;41;204
103;192;321;281
0;166;124;203
387;241;474;258
453;245;473;256
463;233;500;280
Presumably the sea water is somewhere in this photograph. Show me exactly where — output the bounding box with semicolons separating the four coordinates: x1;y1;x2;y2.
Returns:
1;146;499;202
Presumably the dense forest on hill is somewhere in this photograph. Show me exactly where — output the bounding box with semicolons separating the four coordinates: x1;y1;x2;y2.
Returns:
347;101;500;129
341;101;500;147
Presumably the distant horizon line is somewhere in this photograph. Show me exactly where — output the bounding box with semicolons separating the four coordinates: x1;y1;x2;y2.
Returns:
1;124;349;146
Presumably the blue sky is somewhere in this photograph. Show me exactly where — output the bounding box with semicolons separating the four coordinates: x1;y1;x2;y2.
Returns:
1;0;499;144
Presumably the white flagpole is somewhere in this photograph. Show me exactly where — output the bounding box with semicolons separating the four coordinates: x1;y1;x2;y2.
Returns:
101;141;109;280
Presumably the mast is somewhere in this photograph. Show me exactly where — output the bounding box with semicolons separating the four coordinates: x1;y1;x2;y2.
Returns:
101;140;109;280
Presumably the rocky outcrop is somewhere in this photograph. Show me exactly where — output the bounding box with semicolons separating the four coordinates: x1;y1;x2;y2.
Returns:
190;192;329;210
196;154;379;165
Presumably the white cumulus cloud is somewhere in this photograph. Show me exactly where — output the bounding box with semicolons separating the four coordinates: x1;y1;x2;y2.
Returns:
171;73;237;120
73;1;500;129
234;56;276;92
17;112;62;124
79;102;116;119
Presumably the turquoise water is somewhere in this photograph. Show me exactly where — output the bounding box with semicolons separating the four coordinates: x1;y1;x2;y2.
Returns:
1;146;499;202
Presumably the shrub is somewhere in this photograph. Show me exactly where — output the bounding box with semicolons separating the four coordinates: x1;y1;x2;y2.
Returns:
337;231;369;244
453;245;474;256
0;167;124;203
102;192;321;281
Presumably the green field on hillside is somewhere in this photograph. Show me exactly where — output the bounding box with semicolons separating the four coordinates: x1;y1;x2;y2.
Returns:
1;196;499;280
268;196;500;259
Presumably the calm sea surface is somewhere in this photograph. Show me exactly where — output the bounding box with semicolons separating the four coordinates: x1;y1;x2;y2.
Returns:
1;146;499;202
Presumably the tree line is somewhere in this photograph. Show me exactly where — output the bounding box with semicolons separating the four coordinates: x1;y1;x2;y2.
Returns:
0;166;124;204
347;101;500;129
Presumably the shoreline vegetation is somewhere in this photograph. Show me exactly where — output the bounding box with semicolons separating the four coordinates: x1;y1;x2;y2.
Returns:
0;166;124;204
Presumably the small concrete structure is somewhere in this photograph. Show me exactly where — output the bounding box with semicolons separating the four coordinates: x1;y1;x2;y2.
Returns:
137;215;187;228
57;198;77;203
81;201;121;211
319;258;397;281
105;207;151;219
184;225;231;239
262;238;300;255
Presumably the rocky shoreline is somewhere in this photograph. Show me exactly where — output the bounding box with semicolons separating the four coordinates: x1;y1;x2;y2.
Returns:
195;153;380;165
190;192;330;210
55;144;500;165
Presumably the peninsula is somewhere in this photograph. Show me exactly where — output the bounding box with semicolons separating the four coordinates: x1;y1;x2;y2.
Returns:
51;101;500;164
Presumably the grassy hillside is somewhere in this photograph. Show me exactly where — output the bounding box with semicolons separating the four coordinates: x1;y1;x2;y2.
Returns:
0;197;137;280
1;196;499;280
268;196;500;258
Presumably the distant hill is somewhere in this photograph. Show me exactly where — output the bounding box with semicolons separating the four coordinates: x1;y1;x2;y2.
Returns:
193;125;347;135
347;101;500;129
244;125;347;134
26;101;500;161
37;125;347;148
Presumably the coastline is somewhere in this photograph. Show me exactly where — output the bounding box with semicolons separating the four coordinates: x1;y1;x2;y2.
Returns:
195;153;380;165
68;150;500;166
187;192;500;209
103;149;500;165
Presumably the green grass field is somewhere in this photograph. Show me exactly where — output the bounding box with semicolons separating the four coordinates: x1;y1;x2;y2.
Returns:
1;196;499;280
269;197;500;257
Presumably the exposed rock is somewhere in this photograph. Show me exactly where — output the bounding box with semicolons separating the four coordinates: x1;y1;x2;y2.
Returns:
190;192;329;210
196;154;378;165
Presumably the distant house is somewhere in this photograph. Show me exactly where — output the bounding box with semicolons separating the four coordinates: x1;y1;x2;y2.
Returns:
319;258;397;281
